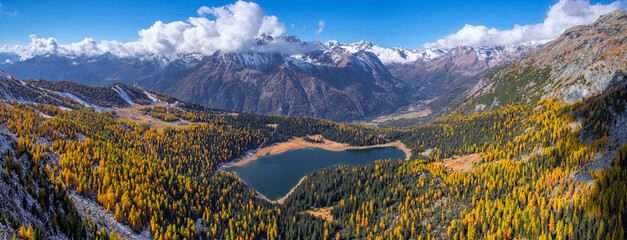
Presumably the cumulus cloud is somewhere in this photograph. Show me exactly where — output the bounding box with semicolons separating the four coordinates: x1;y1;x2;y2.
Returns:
0;34;138;60
424;0;624;48
1;1;317;60
127;0;287;55
315;20;325;35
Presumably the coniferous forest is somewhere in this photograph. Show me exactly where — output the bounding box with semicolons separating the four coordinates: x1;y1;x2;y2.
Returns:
0;83;625;239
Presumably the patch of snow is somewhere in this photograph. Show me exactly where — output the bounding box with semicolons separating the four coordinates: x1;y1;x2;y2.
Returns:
113;85;136;106
284;56;319;72
323;40;447;65
139;53;203;69
475;47;490;61
237;53;273;69
54;91;90;106
350;54;370;72
143;90;158;103
367;45;444;64
52;91;113;112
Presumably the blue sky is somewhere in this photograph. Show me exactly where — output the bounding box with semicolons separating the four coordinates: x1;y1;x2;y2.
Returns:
0;0;624;49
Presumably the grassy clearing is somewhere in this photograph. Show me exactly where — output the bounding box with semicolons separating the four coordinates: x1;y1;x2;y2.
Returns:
305;207;334;222
434;153;482;172
115;104;193;131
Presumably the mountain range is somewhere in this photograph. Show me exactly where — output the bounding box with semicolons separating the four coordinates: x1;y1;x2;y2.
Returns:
1;10;625;123
0;35;538;121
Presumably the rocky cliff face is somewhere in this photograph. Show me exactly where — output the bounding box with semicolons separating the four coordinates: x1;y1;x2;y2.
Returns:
463;10;627;113
524;9;627;102
0;128;89;239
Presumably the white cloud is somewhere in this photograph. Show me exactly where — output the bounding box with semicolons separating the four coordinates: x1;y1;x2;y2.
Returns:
0;3;17;16
424;0;624;48
1;34;136;60
129;0;287;55
250;40;323;55
315;20;325;35
1;1;315;60
196;6;211;16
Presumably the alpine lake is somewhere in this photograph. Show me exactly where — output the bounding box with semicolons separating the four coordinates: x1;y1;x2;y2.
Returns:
227;147;406;201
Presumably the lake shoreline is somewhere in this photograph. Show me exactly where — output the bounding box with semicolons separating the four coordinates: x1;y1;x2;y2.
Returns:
223;135;412;204
256;176;307;204
225;135;412;169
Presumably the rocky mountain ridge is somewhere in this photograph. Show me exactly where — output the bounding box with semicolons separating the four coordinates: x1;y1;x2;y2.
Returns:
462;10;627;113
0;70;175;110
151;49;411;121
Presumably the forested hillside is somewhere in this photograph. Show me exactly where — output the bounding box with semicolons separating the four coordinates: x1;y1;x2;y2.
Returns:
286;85;627;239
0;79;624;239
0;99;392;239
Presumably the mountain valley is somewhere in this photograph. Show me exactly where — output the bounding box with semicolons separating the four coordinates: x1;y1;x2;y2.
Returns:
0;4;625;240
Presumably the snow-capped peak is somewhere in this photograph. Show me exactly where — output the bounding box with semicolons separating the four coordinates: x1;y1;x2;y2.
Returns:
322;40;447;65
138;53;204;68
